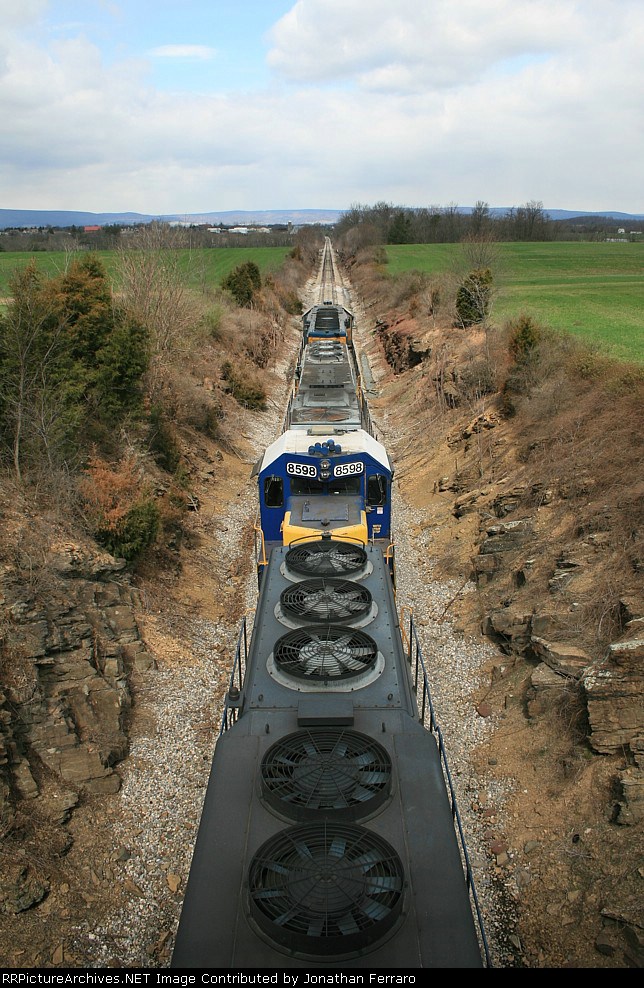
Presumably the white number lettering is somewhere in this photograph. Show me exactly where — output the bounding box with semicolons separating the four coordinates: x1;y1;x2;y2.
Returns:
333;461;364;477
287;462;317;477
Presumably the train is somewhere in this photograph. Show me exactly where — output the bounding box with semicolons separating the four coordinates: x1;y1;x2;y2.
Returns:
171;241;490;969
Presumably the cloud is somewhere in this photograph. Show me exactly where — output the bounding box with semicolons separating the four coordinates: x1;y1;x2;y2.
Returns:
266;0;581;90
267;0;643;95
148;45;217;60
0;1;49;29
0;1;642;213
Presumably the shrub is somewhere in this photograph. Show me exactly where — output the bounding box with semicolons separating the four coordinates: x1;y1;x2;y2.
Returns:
221;360;267;410
221;262;262;308
281;290;303;315
461;359;497;399
79;452;159;561
147;405;181;473
183;396;223;438
508;314;542;362
391;270;430;308
502;315;549;414
100;499;160;561
456;268;493;327
201;306;224;342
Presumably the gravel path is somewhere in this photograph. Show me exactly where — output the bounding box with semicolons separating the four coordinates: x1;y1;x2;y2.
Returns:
75;264;517;969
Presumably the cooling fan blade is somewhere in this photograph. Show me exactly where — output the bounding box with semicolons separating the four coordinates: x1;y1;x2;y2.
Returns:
248;823;404;957
261;729;392;821
274;626;378;683
285;541;368;577
280;579;372;624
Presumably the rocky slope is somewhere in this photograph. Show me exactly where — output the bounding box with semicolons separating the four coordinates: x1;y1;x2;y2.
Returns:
348;260;644;968
0;252;642;969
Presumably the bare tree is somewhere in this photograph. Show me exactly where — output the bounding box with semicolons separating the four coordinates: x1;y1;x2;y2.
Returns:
116;224;199;389
460;231;500;271
0;265;68;481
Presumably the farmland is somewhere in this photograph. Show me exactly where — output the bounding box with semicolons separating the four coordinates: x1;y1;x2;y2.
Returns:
1;240;642;362
0;246;293;296
383;241;644;363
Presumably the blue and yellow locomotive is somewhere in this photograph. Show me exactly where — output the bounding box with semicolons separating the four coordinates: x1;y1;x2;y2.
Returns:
254;429;392;550
303;300;354;346
255;314;392;568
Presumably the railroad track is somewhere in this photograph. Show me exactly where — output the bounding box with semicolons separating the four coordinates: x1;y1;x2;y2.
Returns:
317;235;339;304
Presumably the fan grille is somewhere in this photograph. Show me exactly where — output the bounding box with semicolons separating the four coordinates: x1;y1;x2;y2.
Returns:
285;541;367;577
280;579;372;624
261;729;392;821
273;626;378;682
297;407;352;422
248;823;404;956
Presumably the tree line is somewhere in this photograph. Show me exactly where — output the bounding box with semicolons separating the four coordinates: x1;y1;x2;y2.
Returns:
333;200;643;246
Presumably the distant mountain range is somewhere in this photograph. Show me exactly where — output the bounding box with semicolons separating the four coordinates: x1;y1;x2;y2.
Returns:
0;208;341;229
1;206;643;230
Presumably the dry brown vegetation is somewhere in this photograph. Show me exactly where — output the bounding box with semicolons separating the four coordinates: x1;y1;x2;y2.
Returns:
344;244;643;968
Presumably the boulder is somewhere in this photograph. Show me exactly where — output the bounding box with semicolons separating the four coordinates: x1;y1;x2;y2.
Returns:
527;662;568;717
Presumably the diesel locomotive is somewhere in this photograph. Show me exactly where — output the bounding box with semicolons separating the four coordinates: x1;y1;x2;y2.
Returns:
171;241;490;969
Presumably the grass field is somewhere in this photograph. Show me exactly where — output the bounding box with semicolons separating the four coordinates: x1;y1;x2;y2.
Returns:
0;246;293;297
383;242;644;363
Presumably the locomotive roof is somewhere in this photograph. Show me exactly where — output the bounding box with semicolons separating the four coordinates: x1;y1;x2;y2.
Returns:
302;302;354;321
256;428;392;474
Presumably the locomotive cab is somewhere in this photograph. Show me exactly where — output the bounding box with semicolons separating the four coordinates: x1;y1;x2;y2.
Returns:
255;429;393;551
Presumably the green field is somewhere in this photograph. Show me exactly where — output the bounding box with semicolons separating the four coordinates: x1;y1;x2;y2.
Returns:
384;242;644;363
0;246;293;296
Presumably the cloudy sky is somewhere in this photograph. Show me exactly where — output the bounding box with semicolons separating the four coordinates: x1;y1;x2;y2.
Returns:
1;0;642;215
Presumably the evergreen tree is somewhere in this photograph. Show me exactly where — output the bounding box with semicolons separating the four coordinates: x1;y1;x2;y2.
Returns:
222;261;262;307
455;268;493;327
0;256;149;477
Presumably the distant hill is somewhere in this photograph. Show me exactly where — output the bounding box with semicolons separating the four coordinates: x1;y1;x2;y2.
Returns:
0;208;342;230
1;206;642;230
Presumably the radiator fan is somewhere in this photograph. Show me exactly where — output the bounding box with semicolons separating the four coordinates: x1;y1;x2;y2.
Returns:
273;626;378;682
280;579;372;624
309;342;343;361
302;407;351;422
248;823;404;956
261;728;392;821
285;541;368;577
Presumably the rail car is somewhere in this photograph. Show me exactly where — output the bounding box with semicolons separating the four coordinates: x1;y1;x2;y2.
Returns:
171;240;490;969
288;337;364;433
172;539;487;968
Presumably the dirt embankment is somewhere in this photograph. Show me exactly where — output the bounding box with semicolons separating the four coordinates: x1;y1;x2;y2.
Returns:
346;255;644;969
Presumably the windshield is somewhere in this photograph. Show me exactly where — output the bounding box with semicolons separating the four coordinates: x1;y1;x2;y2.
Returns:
290;475;362;496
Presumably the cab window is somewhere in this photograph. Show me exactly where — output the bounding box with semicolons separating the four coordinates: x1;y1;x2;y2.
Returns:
367;473;387;506
264;476;283;507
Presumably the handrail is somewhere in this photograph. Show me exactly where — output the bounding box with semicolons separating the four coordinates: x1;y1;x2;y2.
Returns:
219;613;250;736
404;609;492;968
253;523;268;570
399;604;412;654
287;531;367;549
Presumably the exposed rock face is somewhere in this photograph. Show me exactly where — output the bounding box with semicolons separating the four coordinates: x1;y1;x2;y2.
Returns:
374;317;430;373
582;637;644;753
582;637;644;822
469;489;644;825
0;541;153;835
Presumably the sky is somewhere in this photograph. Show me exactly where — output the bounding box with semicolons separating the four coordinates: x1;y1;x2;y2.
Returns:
1;0;643;216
